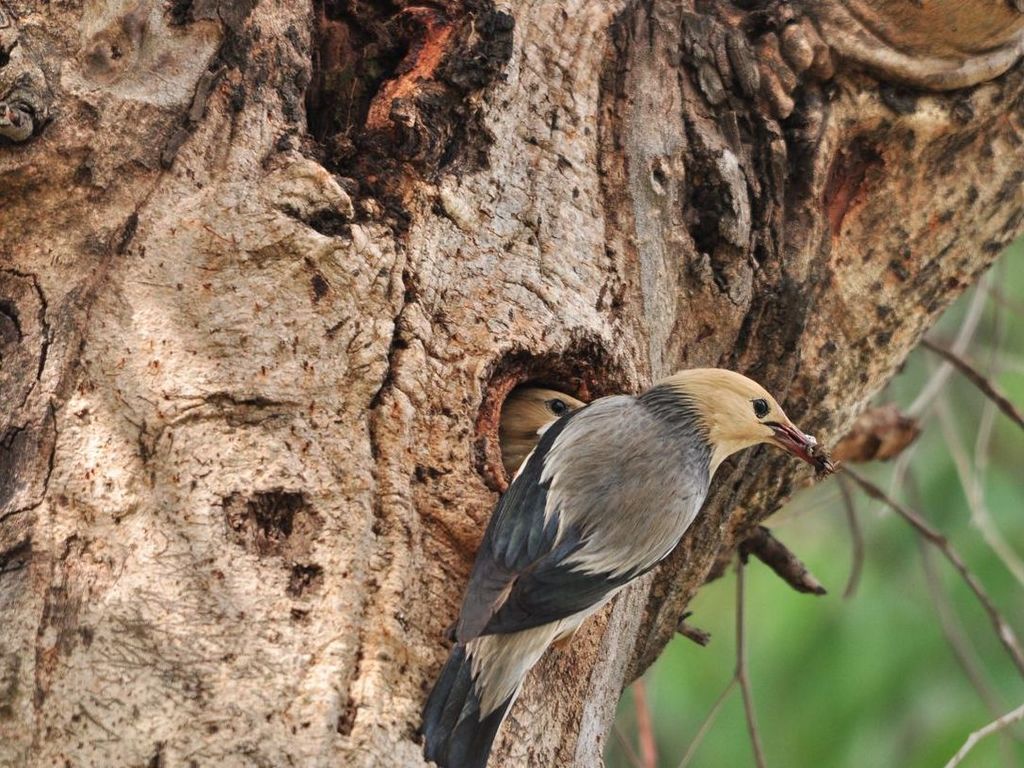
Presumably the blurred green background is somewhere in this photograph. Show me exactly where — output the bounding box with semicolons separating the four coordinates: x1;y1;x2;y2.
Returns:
606;242;1024;768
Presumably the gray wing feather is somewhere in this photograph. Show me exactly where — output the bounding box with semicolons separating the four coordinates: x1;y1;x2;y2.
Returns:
456;396;711;642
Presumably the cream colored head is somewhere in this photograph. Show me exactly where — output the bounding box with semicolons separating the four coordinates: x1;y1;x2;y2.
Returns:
658;368;818;473
499;387;585;476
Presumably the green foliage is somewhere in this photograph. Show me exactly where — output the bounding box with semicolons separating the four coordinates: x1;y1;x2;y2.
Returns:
608;243;1024;768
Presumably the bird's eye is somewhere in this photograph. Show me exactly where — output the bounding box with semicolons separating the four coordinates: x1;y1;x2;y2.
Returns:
548;398;569;416
752;398;769;419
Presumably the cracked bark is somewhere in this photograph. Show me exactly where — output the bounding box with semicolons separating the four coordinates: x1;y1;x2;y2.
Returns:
1;1;1023;766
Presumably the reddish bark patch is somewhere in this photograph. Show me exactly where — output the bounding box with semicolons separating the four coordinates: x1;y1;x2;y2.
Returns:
306;0;514;211
823;137;883;237
364;9;454;132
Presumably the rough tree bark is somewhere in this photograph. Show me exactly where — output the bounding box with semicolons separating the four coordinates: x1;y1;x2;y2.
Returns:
2;1;1023;766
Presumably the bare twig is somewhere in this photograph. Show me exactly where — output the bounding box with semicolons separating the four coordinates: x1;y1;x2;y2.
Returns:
978;262;1010;473
844;467;1024;678
877;447;917;524
987;354;1024;376
984;284;1024;318
943;703;1024;768
736;557;768;768
837;475;864;600
918;538;1023;753
909;279;989;418
633;679;657;768
966;285;1024;587
936;396;1024;588
882;281;988;528
908;465;1021;742
613;721;645;768
921;338;1024;431
676;679;737;768
911;351;1024;757
741;527;827;596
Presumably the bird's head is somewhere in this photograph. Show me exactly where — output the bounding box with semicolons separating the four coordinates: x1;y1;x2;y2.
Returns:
659;368;822;473
499;387;585;476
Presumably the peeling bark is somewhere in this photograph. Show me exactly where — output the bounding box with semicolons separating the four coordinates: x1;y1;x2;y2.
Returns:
2;1;1023;766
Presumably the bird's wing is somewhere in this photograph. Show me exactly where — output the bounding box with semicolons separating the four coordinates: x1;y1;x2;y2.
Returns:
454;404;580;642
456;396;710;642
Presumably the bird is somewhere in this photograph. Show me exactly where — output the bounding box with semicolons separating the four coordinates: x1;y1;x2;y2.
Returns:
422;368;829;768
498;387;586;477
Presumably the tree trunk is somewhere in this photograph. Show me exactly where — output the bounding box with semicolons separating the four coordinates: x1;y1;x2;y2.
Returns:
2;1;1022;766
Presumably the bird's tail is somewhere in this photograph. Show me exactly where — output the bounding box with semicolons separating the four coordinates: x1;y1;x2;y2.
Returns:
421;644;512;768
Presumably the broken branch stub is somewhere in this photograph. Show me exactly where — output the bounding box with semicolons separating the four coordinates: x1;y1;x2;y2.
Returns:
740;526;828;597
832;404;921;464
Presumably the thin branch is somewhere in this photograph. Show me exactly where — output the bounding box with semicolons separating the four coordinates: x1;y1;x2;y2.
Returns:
879;322;968;524
633;679;657;768
909;279;990;418
844;467;1024;678
977;261;1009;477
904;292;1020;751
996;354;1024;376
837;475;864;600
921;338;1024;431
936;395;1024;588
943;703;1024;768
884;276;985;515
876;445;918;526
983;284;1024;318
918;538;1024;753
675;679;738;768
613;721;645;768
969;282;1024;585
882;279;989;537
736;557;768;768
914;507;1019;733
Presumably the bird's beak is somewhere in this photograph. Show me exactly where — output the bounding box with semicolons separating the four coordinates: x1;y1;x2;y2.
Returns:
768;422;819;466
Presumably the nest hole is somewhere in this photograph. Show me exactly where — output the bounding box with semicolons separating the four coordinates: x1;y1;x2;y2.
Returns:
473;342;633;492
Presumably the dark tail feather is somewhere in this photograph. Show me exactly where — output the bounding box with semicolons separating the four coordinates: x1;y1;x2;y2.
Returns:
422;644;512;768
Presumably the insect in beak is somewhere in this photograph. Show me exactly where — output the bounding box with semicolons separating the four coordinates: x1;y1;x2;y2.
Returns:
769;422;817;464
769;421;837;476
